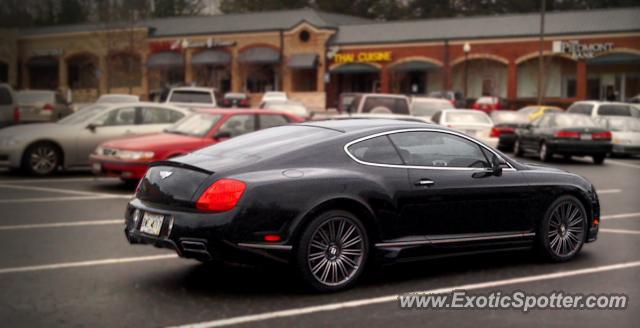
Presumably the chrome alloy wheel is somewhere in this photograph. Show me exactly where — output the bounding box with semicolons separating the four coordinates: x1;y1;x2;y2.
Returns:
29;145;58;174
307;217;364;287
547;200;585;257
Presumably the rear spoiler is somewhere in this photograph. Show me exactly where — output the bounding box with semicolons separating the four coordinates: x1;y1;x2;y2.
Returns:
149;160;213;175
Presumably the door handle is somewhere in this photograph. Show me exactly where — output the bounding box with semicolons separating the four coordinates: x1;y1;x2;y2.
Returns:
415;179;435;186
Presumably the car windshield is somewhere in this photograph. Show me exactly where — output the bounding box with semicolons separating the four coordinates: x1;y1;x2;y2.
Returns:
411;101;454;116
604;118;640;132
491;112;530;124
169;91;213;104
446;111;492;125
97;95;138;103
225;93;246;100
17;91;53;104
165;113;222;137
57;105;107;125
598;105;632;116
476;97;497;104
551;115;598;128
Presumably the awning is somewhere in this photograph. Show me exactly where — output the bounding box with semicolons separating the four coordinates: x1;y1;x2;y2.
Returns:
192;50;231;65
587;53;640;66
390;61;440;72
147;52;184;68
238;47;280;64
331;63;379;74
27;56;58;67
288;53;318;69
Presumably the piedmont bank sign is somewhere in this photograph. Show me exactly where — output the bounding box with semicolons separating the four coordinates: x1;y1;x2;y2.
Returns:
553;40;615;59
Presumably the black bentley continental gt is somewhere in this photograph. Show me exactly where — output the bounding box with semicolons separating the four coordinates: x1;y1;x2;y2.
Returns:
125;119;600;291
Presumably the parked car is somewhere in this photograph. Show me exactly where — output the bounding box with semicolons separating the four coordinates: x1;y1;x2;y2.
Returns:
0;102;190;176
0;84;17;128
518;105;563;121
428;90;465;108
166;86;217;108
261;91;288;103
490;111;531;151
220;92;250;108
472;96;507;113
260;100;310;119
96;94;140;104
91;109;302;182
596;116;640;157
410;97;455;122
15;90;73;123
329;113;430;124
431;109;498;147
337;92;362;113
347;94;410;115
628;94;640;104
125;119;599;291
567;101;640;118
514;113;612;164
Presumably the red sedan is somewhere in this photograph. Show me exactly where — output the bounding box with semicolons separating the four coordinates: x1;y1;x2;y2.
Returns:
90;108;303;181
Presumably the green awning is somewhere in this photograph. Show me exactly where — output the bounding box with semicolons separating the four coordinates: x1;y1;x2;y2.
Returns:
238;47;280;64
288;53;318;69
147;52;184;68
587;53;640;66
390;61;439;72
331;63;379;74
192;50;231;65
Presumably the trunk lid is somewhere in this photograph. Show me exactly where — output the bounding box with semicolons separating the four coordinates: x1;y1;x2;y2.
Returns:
137;161;213;209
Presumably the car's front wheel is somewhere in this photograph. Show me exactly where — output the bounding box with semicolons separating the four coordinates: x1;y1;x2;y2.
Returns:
513;139;523;157
22;142;61;176
536;195;587;262
539;142;552;162
592;154;605;165
295;210;369;292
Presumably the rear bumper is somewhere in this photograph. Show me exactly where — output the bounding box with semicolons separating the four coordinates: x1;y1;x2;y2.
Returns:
90;155;149;180
547;141;612;156
612;144;640;156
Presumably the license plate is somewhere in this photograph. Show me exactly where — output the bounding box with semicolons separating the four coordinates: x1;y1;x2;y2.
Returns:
581;134;592;141
140;212;164;236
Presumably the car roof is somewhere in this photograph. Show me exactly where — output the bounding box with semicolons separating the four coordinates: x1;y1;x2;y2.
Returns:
573;100;630;106
411;97;451;103
170;87;214;92
361;93;408;99
301;118;437;134
195;108;291;115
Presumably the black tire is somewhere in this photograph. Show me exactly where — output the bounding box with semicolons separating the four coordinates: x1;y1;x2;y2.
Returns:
21;142;61;176
294;210;369;292
592;155;605;165
536;195;587;262
538;141;552;162
513;139;524;157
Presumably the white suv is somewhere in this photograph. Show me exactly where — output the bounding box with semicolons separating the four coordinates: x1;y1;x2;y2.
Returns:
166;87;217;108
567;101;640;118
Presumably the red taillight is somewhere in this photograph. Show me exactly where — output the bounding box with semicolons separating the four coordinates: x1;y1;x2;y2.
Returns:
490;127;500;138
592;131;612;140
490;127;515;138
240;99;249;106
554;130;580;139
264;234;281;242
196;179;246;212
13;107;20;123
42;103;54;111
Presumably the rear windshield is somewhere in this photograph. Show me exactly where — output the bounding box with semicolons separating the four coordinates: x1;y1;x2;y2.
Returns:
362;97;410;115
196;125;338;159
550;115;598;128
169;91;213;104
491;111;530;124
446;111;492;125
411;101;454;116
598;105;632;116
17;91;53;103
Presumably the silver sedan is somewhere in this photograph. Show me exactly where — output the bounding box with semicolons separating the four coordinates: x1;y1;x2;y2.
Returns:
0;102;191;176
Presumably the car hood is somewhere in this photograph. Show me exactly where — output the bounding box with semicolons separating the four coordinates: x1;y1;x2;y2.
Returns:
0;122;66;139
522;162;568;173
100;133;204;151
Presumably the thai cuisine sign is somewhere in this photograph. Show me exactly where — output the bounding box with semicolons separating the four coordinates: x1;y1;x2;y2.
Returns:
333;51;393;64
553;40;614;59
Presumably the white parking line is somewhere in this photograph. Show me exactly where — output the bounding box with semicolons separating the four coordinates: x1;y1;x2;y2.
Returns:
600;228;640;235
597;189;622;194
0;219;122;231
0;195;131;204
0;177;118;184
171;260;640;328
602;212;640;220
0;183;132;198
606;160;640;169
0;254;178;275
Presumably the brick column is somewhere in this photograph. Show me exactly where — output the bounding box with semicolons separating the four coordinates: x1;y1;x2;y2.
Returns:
380;66;390;93
231;49;242;92
21;62;30;89
317;52;325;92
507;60;518;104
141;53;149;100
184;49;193;85
58;57;68;92
576;59;587;100
98;55;108;95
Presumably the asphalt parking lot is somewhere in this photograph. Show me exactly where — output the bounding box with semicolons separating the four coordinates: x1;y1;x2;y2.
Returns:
0;156;639;327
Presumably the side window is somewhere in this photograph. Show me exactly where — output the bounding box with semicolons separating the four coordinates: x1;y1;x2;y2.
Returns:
259;114;289;129
568;104;592;115
218;114;256;138
347;136;403;165
94;107;136;126
141;107;185;124
389;131;490;168
597;105;631;117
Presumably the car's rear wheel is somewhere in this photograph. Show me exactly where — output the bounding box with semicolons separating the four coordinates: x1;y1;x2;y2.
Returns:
22;142;61;176
539;142;552;162
592;154;605;165
513;139;523;157
295;210;369;292
536;195;587;262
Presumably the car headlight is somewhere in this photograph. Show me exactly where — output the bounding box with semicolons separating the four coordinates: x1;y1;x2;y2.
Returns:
0;137;22;148
94;146;104;155
117;150;155;161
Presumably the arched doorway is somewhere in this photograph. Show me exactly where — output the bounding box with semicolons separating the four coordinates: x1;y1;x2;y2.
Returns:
517;55;576;99
192;49;231;93
330;63;380;93
586;51;640;101
147;51;185;90
66;53;98;89
27;56;59;89
389;59;442;95
108;52;142;91
453;57;508;98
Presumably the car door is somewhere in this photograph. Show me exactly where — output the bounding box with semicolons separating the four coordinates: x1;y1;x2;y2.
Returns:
387;130;532;240
74;106;137;165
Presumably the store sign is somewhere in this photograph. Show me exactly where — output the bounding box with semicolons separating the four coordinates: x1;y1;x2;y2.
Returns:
31;49;64;57
333;51;393;64
150;38;235;52
552;40;614;59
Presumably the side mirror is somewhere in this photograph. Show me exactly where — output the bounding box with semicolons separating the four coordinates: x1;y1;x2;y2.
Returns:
491;155;503;176
87;123;102;131
214;131;231;140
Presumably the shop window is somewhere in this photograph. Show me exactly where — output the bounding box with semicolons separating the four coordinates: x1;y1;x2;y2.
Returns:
195;65;231;93
245;65;277;93
292;69;317;92
0;61;7;83
67;54;98;89
563;77;577;98
625;74;640;101
109;53;142;89
27;56;59;89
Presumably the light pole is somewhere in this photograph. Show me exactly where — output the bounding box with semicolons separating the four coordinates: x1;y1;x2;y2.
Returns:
463;42;471;98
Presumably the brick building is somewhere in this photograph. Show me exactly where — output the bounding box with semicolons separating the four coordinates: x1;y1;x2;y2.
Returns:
4;7;639;109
